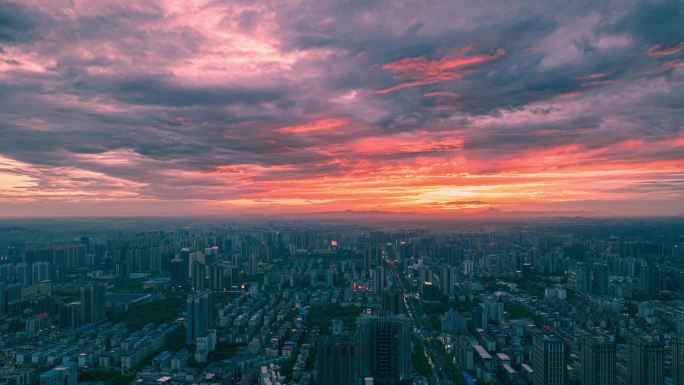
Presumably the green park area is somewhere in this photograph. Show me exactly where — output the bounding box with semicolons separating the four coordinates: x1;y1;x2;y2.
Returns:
305;303;363;333
109;294;186;329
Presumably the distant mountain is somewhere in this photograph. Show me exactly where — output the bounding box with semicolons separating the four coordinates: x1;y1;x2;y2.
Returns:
272;207;615;222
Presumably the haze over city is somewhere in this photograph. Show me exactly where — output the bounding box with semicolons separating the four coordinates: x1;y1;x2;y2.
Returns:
0;0;683;217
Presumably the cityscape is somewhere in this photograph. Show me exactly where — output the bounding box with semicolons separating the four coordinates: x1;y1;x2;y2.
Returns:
0;217;683;385
1;1;684;385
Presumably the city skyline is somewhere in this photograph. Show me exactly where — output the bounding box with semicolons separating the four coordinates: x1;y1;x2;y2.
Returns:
1;216;683;385
1;0;683;216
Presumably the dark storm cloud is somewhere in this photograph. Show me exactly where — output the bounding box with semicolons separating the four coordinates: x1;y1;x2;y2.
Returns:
0;1;37;43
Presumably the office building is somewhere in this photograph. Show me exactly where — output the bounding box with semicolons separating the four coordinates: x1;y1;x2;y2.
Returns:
316;335;357;385
40;362;76;385
170;258;188;288
640;266;660;297
672;334;684;385
576;262;591;294
356;315;411;383
373;266;387;296
439;265;456;298
208;263;226;290
332;318;344;335
471;306;488;332
627;335;663;385
381;287;404;315
79;283;104;324
532;332;566;385
186;290;212;343
191;261;206;290
31;262;51;284
592;263;609;296
581;335;616;385
248;254;258;276
365;247;381;270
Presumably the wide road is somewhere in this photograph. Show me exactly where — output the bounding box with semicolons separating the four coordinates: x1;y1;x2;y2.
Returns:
392;265;454;385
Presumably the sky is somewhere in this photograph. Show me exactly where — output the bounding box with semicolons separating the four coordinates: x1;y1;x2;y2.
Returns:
0;0;683;217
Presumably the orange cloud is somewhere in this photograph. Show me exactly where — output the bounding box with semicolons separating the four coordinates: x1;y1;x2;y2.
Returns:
353;135;462;155
377;47;505;93
277;118;346;133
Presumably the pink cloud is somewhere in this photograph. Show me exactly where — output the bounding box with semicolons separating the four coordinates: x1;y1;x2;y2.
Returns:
646;42;684;57
423;91;460;98
661;58;684;70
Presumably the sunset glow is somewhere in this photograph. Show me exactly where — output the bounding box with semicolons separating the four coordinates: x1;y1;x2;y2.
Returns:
0;0;682;216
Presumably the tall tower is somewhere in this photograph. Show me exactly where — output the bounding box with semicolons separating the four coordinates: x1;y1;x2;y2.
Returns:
532;332;566;385
672;334;684;385
627;335;663;385
186;290;212;344
581;335;616;385
316;335;357;385
356;315;411;383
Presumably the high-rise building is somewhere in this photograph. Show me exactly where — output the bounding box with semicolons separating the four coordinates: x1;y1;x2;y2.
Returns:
316;335;357;385
484;296;504;325
170;258;188;288
58;301;82;328
532;332;566;385
471;305;488;332
576;262;592;294
31;262;51;284
381;287;404;315
79;283;104;324
40;362;77;385
442;309;467;334
15;263;30;287
248;254;258;276
373;266;387;296
0;283;4;318
640;265;660;297
332;318;344;335
356;315;411;383
591;263;609;296
191;261;206;290
673;334;684;385
439;265;457;298
365;247;382;270
230;265;240;288
627;335;663;385
186;290;212;344
188;251;205;278
208;263;226;290
455;335;475;370
581;335;616;385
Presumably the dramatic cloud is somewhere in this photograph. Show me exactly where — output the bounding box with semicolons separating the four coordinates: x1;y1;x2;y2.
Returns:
0;0;682;216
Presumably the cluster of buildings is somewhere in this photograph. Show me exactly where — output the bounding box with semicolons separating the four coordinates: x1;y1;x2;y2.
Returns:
0;219;683;385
